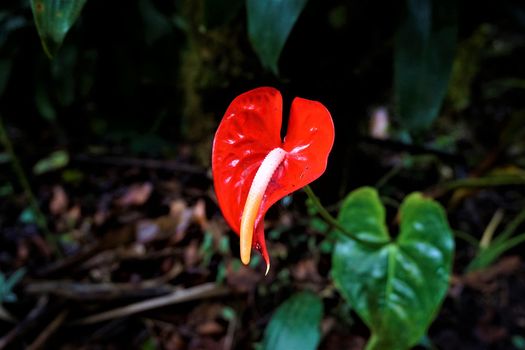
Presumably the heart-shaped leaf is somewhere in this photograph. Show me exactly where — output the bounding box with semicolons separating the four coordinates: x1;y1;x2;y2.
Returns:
247;0;309;75
30;0;87;58
332;187;454;350
262;291;323;350
394;0;458;131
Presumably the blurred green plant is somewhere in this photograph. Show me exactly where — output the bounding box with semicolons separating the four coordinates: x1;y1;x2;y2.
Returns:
247;0;309;75
447;24;492;111
30;0;87;58
394;0;457;132
467;207;525;272
0;117;56;251
260;291;323;350
513;335;525;350
0;268;26;304
33;149;69;175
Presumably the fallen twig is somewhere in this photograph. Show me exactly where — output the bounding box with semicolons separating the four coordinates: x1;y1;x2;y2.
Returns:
223;312;237;350
0;306;15;323
0;296;49;350
74;154;208;176
27;310;69;350
452;256;522;292
426;174;525;198
25;281;176;301
72;283;229;325
35;243;102;277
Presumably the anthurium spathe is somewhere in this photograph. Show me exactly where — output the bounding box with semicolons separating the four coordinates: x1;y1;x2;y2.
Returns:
212;87;334;273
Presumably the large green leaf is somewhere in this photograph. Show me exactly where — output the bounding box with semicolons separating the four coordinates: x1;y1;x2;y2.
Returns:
332;187;454;350
30;0;87;58
394;0;458;131
246;0;308;75
262;291;323;350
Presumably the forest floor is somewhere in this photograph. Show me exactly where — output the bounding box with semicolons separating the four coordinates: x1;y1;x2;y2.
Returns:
1;135;524;350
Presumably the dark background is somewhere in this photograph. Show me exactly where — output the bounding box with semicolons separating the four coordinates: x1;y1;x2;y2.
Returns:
1;0;525;349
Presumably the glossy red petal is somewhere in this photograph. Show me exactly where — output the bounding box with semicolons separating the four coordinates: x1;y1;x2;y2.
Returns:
212;88;334;268
212;87;283;234
257;97;335;231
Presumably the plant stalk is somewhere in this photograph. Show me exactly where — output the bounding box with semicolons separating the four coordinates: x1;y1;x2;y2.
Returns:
0;116;58;253
303;185;376;245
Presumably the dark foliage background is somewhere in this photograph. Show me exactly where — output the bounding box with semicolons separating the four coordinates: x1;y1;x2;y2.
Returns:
1;0;525;349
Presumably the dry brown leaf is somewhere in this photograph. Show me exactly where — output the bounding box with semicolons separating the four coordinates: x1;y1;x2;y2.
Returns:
94;210;107;226
16;239;29;266
455;256;521;291
475;310;508;343
66;205;81;223
226;260;261;293
136;220;160;243
164;333;185;350
188;303;223;325
170;199;187;218
116;182;153;207
292;258;323;283
50;185;68;215
321;317;336;336
193;199;208;230
184;240;201;268
196;321;224;335
320;332;366;350
188;337;223;350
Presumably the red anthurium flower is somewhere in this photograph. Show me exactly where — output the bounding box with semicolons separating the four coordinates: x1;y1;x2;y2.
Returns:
212;87;334;274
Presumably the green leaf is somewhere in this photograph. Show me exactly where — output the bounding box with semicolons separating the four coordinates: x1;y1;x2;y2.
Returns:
394;0;458;131
513;335;525;350
221;306;236;321
262;291;323;350
30;0;87;58
33;150;69;175
4;268;26;292
0;268;25;304
336;187;390;244
140;337;157;350
332;187;454;350
247;0;308;75
467;233;525;272
19;207;37;224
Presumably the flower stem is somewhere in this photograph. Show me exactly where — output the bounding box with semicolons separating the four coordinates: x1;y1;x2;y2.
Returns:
303;185;387;246
0;116;59;254
303;185;345;232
